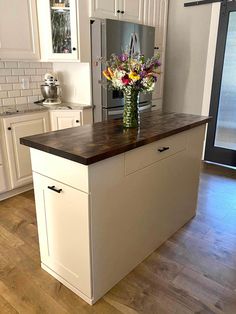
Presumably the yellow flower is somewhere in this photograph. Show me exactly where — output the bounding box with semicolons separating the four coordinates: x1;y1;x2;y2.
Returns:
108;67;114;77
129;71;140;81
103;70;111;81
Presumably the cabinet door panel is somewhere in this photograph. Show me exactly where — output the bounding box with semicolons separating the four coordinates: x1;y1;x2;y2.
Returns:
0;166;7;193
0;0;39;60
121;0;143;23
90;0;119;19
3;113;49;188
50;111;82;131
155;0;168;47
33;173;91;297
143;0;160;27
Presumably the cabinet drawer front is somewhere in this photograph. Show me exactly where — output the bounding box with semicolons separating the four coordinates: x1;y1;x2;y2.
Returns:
125;131;187;175
30;149;89;193
33;173;92;297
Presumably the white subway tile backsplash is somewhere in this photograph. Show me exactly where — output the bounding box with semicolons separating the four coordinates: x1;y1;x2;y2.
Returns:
28;96;39;103
30;62;41;69
6;76;19;83
21;89;32;97
0;91;8;99
13;83;22;90
25;69;36;75
5;61;18;68
0;84;13;91
33;89;41;96
0;69;11;76
2;98;16;106
8;90;21;97
15;97;27;105
0;61;52;110
12;69;24;75
18;62;30;69
41;62;53;69
31;75;42;82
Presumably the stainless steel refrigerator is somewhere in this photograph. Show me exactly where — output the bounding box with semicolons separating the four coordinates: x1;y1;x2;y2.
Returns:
91;19;155;122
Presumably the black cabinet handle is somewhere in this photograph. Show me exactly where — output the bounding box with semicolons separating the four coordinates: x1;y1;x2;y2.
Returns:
76;120;80;123
8;127;11;130
117;10;121;13
48;185;62;193
72;47;76;51
154;46;159;50
121;10;124;14
158;147;170;153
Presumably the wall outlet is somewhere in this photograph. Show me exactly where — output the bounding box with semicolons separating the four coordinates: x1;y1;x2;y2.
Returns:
21;78;29;90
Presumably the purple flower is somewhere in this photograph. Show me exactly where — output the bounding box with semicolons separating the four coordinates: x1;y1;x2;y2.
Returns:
119;53;128;62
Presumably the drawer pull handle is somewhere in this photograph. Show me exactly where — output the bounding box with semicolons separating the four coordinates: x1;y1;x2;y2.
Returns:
158;146;170;153
48;185;62;193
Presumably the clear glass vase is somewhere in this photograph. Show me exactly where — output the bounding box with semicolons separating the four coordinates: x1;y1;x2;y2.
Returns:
123;89;140;128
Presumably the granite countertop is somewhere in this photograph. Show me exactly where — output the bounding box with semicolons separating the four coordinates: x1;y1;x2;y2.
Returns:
0;102;92;117
20;110;211;165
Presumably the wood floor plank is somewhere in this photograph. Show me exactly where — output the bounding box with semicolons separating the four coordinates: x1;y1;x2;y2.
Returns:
1;162;236;313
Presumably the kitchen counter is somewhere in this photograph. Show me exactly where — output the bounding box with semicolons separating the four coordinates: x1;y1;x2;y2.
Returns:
21;110;210;165
20;110;210;305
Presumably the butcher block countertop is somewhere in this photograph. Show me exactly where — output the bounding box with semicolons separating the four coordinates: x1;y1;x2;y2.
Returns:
20;110;211;165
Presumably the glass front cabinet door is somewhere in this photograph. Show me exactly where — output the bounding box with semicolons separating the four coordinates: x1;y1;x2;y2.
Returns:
37;0;78;60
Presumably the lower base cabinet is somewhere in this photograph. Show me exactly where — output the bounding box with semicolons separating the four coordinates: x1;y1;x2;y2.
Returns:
33;173;92;298
2;111;49;189
30;125;205;304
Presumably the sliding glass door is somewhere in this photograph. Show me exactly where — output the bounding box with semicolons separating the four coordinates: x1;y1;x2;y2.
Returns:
205;2;236;166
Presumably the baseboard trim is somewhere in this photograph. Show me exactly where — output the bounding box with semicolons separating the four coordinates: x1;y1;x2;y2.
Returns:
0;184;33;201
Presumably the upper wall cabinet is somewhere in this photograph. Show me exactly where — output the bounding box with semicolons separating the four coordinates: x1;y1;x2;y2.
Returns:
90;0;143;24
143;0;168;47
0;0;40;60
37;0;90;62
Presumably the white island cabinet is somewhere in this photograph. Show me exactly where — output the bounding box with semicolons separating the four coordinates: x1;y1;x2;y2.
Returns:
24;112;208;305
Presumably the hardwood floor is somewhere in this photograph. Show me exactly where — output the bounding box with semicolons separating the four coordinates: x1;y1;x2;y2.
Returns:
1;162;236;313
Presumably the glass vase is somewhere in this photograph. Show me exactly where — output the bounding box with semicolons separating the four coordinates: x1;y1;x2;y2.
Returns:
123;89;140;128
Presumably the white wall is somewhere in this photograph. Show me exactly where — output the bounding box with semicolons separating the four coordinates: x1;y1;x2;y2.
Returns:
163;0;220;115
53;62;91;105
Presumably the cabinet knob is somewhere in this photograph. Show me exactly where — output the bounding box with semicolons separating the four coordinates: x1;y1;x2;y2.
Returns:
117;10;121;13
121;10;124;14
158;147;170;153
72;47;77;51
76;120;80;123
8;127;11;131
154;46;159;50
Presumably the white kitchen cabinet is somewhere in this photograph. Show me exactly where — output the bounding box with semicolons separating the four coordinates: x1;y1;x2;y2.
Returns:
29;124;206;304
50;108;93;131
0;0;40;60
90;0;143;24
0;147;7;193
90;0;120;19
33;172;92;297
2;112;49;189
37;0;78;61
121;0;143;23
50;110;82;131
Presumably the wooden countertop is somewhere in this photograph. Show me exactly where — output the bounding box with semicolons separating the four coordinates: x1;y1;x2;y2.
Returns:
20;110;211;165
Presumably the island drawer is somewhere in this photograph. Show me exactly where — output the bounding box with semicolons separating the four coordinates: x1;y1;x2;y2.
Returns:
125;131;187;175
30;149;89;193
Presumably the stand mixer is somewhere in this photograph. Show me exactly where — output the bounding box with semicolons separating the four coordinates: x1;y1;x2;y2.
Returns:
40;72;62;106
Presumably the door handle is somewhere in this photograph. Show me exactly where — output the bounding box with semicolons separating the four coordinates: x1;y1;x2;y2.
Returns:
48;186;62;193
158;147;170;153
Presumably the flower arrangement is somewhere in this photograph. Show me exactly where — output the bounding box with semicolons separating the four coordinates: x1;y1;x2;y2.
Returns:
102;52;161;93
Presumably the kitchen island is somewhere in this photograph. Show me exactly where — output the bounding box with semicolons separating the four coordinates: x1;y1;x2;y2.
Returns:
20;110;210;305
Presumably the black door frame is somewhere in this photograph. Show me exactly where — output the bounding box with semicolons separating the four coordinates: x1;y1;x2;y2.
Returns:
205;1;236;167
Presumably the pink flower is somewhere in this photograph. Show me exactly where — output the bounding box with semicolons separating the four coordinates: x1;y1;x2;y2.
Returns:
122;74;131;85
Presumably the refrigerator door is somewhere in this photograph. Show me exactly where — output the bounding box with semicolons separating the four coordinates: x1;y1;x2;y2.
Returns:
102;20;155;109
